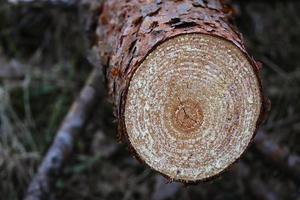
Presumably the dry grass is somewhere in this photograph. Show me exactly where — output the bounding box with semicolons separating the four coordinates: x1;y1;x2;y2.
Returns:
0;1;300;200
0;1;90;198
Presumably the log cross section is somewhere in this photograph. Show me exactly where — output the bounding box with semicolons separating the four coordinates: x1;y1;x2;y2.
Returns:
96;0;264;182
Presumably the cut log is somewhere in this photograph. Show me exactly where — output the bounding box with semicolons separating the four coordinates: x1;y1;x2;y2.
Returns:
96;0;266;182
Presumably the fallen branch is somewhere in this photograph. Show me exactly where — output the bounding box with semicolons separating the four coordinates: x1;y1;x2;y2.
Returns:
24;68;102;200
254;131;300;183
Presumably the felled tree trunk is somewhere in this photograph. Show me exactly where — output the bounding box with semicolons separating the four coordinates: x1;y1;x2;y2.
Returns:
96;0;267;182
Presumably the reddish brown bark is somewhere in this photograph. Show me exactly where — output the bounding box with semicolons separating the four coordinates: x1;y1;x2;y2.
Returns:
96;0;264;136
95;0;266;181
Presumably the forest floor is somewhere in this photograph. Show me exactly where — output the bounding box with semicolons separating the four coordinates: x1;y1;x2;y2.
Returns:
0;1;300;200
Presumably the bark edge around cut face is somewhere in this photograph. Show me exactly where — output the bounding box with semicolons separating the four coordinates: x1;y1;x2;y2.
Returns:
95;0;267;182
124;33;263;182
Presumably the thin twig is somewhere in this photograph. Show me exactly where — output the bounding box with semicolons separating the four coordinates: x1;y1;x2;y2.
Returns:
260;56;289;79
24;68;102;200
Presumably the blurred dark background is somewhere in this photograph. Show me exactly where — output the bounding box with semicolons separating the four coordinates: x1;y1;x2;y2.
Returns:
0;1;300;199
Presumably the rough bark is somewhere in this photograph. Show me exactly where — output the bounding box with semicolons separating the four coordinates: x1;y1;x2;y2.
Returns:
96;0;267;182
24;69;102;200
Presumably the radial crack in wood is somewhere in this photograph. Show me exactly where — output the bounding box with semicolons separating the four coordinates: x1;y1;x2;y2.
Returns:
96;0;266;183
125;34;262;182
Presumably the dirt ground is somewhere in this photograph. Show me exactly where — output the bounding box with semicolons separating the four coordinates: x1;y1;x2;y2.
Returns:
0;1;300;200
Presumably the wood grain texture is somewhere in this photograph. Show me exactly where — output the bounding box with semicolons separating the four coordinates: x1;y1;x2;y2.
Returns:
95;0;265;182
125;34;262;181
